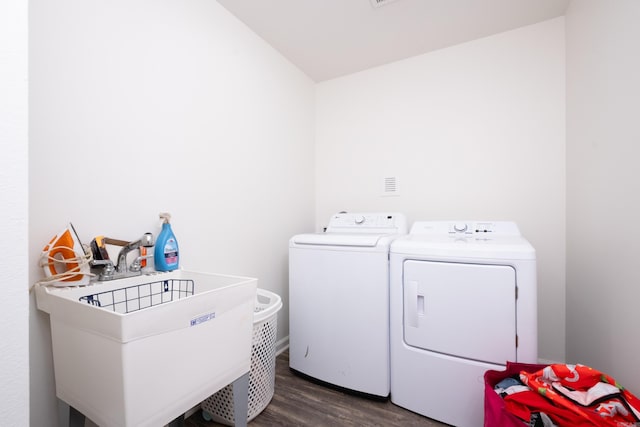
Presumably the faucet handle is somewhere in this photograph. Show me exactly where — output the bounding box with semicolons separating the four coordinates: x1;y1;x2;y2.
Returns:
130;254;154;272
91;259;116;280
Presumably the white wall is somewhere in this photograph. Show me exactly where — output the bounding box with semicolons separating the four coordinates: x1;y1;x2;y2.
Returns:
27;0;640;422
29;0;315;425
566;0;640;389
0;0;29;424
316;18;566;362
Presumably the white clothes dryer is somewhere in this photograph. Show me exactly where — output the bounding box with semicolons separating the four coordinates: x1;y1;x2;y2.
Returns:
289;212;407;398
389;221;537;427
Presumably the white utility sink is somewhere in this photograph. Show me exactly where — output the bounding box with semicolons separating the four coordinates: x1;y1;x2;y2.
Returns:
36;270;257;427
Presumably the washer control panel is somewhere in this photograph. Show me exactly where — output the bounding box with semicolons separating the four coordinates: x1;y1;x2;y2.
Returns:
326;212;408;234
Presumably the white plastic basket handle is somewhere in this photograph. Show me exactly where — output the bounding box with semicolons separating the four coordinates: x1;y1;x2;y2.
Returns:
254;289;282;323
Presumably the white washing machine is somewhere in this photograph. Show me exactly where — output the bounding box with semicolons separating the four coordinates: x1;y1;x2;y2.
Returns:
390;221;537;427
289;212;407;398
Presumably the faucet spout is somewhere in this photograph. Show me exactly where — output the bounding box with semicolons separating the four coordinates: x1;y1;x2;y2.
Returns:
116;233;154;273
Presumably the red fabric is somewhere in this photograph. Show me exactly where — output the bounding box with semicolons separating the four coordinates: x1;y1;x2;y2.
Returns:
520;364;640;427
504;389;595;426
485;363;640;427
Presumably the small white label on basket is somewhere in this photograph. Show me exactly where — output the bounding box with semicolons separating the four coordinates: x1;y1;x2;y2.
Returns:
190;312;216;326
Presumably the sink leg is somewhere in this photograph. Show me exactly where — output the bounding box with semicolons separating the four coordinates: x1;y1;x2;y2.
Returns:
232;372;250;427
168;413;185;427
69;406;86;427
58;399;85;427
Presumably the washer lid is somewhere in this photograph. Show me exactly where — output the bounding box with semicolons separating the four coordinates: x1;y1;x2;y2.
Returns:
291;233;388;247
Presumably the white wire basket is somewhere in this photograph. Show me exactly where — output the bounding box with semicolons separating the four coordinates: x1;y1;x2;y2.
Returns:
201;288;282;425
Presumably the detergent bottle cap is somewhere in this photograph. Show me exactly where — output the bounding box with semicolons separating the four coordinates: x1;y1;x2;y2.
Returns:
159;212;172;224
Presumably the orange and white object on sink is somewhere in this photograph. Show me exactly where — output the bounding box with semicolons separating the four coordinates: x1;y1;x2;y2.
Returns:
39;223;92;286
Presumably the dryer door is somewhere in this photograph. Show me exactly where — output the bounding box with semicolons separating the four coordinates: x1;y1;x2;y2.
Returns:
403;260;516;364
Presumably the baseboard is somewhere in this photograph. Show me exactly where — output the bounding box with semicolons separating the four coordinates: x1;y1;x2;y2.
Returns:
276;335;289;356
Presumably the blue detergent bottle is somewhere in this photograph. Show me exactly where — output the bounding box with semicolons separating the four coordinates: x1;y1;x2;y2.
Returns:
154;212;179;271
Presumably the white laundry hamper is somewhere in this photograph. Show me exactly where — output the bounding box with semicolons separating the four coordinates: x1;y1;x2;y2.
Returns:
201;289;282;425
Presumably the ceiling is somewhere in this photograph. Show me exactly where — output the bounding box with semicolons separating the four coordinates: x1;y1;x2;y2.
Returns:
216;0;570;82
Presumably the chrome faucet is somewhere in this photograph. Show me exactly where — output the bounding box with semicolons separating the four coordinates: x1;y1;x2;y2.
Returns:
116;233;154;274
92;233;155;281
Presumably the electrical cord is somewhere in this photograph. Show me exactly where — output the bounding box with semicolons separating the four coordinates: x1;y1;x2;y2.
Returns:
30;243;95;292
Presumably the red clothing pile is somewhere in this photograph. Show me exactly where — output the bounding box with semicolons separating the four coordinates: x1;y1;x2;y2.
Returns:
502;364;640;426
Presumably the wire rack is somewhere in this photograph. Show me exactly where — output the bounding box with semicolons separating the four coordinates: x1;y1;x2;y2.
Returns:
79;279;195;314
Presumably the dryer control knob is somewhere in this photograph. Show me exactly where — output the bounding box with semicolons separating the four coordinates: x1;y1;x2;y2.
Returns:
453;223;467;232
355;215;366;225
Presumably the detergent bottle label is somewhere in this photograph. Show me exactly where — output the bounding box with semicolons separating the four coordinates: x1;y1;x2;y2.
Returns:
164;238;178;265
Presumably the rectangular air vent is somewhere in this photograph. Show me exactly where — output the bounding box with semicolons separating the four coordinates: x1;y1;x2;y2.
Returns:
370;0;399;8
382;176;399;197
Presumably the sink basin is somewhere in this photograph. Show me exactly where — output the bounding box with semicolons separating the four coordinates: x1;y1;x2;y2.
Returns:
36;270;257;427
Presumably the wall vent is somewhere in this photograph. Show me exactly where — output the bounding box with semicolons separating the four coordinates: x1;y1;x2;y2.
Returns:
382;176;399;197
370;0;399;9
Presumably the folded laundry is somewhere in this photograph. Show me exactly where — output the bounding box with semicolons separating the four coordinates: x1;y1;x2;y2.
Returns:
494;377;530;398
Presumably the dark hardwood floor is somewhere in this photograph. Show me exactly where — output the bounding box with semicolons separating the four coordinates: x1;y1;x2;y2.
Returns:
185;350;448;427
